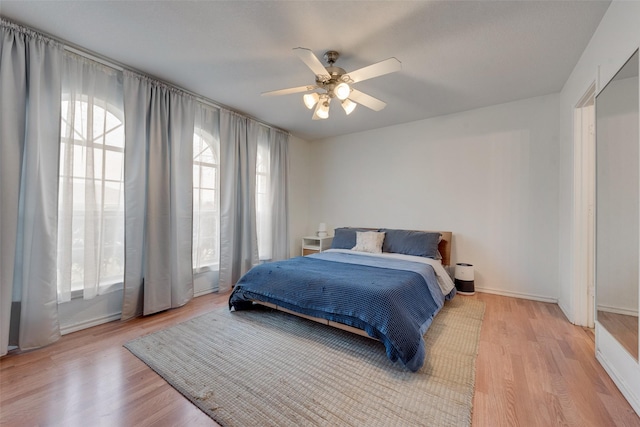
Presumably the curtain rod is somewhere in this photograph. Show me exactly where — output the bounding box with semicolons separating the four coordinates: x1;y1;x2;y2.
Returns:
2;16;289;135
63;48;290;136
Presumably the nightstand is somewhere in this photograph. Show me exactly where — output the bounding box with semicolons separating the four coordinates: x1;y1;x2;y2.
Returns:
302;236;333;256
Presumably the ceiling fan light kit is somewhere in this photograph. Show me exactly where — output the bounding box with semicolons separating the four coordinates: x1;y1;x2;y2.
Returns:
262;48;401;120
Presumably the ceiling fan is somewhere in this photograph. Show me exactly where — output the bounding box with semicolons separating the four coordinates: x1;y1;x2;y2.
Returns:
262;48;402;120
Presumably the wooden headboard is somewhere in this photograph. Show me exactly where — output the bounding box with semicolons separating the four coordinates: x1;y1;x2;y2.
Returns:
437;231;452;267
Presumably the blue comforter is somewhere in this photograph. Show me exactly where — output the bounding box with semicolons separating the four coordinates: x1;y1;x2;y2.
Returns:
228;251;454;371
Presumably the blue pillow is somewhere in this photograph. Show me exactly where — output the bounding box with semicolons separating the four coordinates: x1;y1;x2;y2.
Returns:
380;229;441;258
331;227;375;249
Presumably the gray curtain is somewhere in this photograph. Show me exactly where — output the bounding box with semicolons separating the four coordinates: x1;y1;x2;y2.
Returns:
219;111;259;291
0;19;63;355
269;129;290;261
121;71;195;320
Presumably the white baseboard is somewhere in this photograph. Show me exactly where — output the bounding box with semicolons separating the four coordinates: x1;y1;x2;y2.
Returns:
557;299;574;324
596;349;640;417
194;269;219;297
60;312;122;335
59;290;218;335
475;286;557;304
194;287;218;297
597;304;639;317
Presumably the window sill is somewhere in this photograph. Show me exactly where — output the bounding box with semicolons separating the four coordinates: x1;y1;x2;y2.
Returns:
67;281;124;301
62;267;220;301
194;264;219;275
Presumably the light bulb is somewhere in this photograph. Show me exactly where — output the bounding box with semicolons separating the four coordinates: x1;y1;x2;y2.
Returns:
303;93;319;109
334;82;351;100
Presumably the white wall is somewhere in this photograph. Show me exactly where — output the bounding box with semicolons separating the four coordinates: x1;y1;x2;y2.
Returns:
558;0;640;415
58;290;123;334
305;94;560;302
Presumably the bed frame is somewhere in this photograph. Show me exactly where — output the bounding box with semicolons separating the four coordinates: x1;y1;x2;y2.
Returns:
255;230;453;339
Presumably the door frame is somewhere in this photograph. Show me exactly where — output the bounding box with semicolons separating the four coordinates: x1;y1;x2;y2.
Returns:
572;81;596;328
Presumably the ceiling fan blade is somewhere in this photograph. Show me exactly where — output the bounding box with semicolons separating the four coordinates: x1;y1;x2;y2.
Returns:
349;89;387;111
346;57;402;83
293;47;331;80
261;85;318;96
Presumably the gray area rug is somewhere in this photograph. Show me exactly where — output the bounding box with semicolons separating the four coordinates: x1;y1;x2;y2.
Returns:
125;296;485;427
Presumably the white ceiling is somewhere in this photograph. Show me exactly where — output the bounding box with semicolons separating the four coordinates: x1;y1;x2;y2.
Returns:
1;1;610;141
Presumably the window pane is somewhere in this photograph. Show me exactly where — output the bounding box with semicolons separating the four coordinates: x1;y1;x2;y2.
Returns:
105;150;123;182
194;136;205;157
105;110;122;135
103;180;124;209
199;147;215;164
256;140;271;261
193;164;201;187
197;237;217;265
201;166;216;189
104;124;124;148
71;247;85;287
72;144;85;177
200;189;216;207
61;101;73;139
92;104;106;142
72;177;86;209
91;147;104;179
257;174;267;193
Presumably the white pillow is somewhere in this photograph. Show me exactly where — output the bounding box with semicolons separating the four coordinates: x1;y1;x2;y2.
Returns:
352;231;386;254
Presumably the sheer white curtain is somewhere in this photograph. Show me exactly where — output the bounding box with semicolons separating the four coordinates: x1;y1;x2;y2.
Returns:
254;125;290;261
256;125;272;260
121;71;195;320
219;112;259;291
57;52;124;302
193;104;221;272
0;19;62;355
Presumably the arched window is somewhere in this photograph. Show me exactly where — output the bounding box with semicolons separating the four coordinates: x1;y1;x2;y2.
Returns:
193;128;220;270
57;96;125;301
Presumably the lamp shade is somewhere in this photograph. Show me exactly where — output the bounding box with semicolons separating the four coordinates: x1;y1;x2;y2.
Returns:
341;99;357;115
313;97;330;120
303;92;319;109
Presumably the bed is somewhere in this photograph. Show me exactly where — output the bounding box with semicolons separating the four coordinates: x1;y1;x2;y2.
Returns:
228;228;455;372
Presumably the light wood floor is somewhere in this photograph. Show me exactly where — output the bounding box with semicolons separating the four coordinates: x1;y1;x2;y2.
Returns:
1;292;639;426
598;310;639;360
